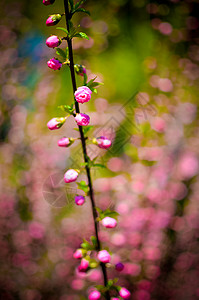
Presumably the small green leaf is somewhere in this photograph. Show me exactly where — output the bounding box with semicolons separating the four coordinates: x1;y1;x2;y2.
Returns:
93;88;98;94
90;236;97;248
86;76;97;87
69;0;74;9
75;8;90;15
89;259;99;268
56;27;69;36
58;104;74;114
83;73;88;85
82;125;93;135
74;32;89;40
56;48;66;60
81;242;91;250
92;163;107;169
77;181;89;194
74;0;87;10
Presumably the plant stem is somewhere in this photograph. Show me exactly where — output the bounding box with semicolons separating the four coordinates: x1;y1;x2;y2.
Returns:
63;1;110;299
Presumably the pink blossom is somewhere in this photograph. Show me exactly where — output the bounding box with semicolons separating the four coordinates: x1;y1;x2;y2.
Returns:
47;58;62;70
111;298;120;300
75;113;90;126
28;222;45;239
88;290;101;300
95;136;112;149
115;262;124;271
43;0;55;5
78;258;89;272
47;117;65;130
58;137;74;147
75;195;85;206
97;250;111;263
74;86;92;103
73;249;83;259
46;14;62;26
119;287;131;299
102;217;117;228
46;35;61;48
64;169;79;183
178;152;198;179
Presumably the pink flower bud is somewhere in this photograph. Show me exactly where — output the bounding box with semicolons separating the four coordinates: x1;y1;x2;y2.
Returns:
78;258;89;272
73;249;83;259
75;195;85;206
111;298;119;300
75;113;90;126
64;169;79;183
43;0;55;5
97;250;111;263
89;290;101;300
74;86;92;103
74;64;86;76
102;217;117;228
115;262;124;271
94;136;112;149
46;35;61;48
47;117;65;130
47;58;62;70
119;287;131;299
46;14;62;26
57;137;74;147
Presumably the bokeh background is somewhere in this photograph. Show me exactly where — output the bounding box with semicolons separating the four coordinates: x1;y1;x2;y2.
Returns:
1;0;199;299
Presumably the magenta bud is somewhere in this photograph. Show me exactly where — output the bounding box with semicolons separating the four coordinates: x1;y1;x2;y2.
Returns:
57;137;74;147
78;258;89;272
43;0;55;5
115;262;124;272
111;298;120;300
101;217;117;228
47;58;62;70
74;64;86;76
88;290;101;300
97;250;111;263
75;195;85;206
64;169;79;183
119;287;131;299
46;35;61;48
94;136;111;149
75;113;90;126
47;117;65;130
74;86;92;104
46;14;62;26
73;249;83;259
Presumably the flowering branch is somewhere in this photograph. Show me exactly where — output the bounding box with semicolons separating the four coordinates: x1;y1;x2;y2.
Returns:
63;1;110;298
44;0;131;298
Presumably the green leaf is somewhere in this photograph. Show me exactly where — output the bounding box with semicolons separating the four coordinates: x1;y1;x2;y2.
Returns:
56;48;66;60
90;236;98;248
83;73;88;85
89;259;99;268
74;0;87;10
74;32;89;40
92;163;107;169
58;104;74;114
81;241;91;250
82;125;93;135
86;76;97;87
97;209;119;221
77;180;89;194
75;8;90;15
93;88;98;94
56;27;69;36
69;0;74;10
89;82;103;88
